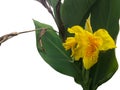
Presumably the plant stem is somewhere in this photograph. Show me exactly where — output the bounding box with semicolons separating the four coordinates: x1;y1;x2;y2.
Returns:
83;86;90;90
55;0;66;42
82;66;91;90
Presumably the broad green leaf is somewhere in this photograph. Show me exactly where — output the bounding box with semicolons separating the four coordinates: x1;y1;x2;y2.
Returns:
89;0;119;89
91;0;120;39
33;20;84;85
60;0;97;29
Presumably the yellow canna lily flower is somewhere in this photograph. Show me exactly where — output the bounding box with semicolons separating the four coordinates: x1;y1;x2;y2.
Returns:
63;20;116;70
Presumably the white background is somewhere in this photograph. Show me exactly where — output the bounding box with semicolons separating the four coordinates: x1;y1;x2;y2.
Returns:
0;0;119;90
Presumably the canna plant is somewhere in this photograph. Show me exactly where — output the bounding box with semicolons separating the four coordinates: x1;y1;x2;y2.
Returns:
0;0;119;90
34;0;120;90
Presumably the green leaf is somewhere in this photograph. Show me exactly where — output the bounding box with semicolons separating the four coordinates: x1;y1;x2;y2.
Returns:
47;0;59;10
33;20;84;85
60;0;97;28
91;0;120;39
47;0;60;19
89;0;119;89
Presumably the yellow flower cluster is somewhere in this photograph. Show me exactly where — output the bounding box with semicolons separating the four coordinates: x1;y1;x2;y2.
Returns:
63;21;116;70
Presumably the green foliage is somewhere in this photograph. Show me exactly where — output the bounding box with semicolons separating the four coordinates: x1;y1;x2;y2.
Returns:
34;20;84;86
35;0;120;90
91;0;120;39
89;0;119;89
47;0;59;19
60;0;96;28
47;0;59;11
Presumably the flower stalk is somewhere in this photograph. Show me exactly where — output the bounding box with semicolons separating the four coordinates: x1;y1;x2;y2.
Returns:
82;66;91;90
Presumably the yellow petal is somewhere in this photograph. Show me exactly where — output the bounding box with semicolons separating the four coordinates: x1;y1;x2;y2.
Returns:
68;25;84;34
83;48;99;70
63;37;76;50
94;29;116;50
71;44;84;60
85;17;93;33
72;33;88;60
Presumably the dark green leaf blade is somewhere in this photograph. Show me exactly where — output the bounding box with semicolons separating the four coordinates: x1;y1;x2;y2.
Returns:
90;0;119;89
33;20;83;81
90;50;118;90
60;0;97;28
